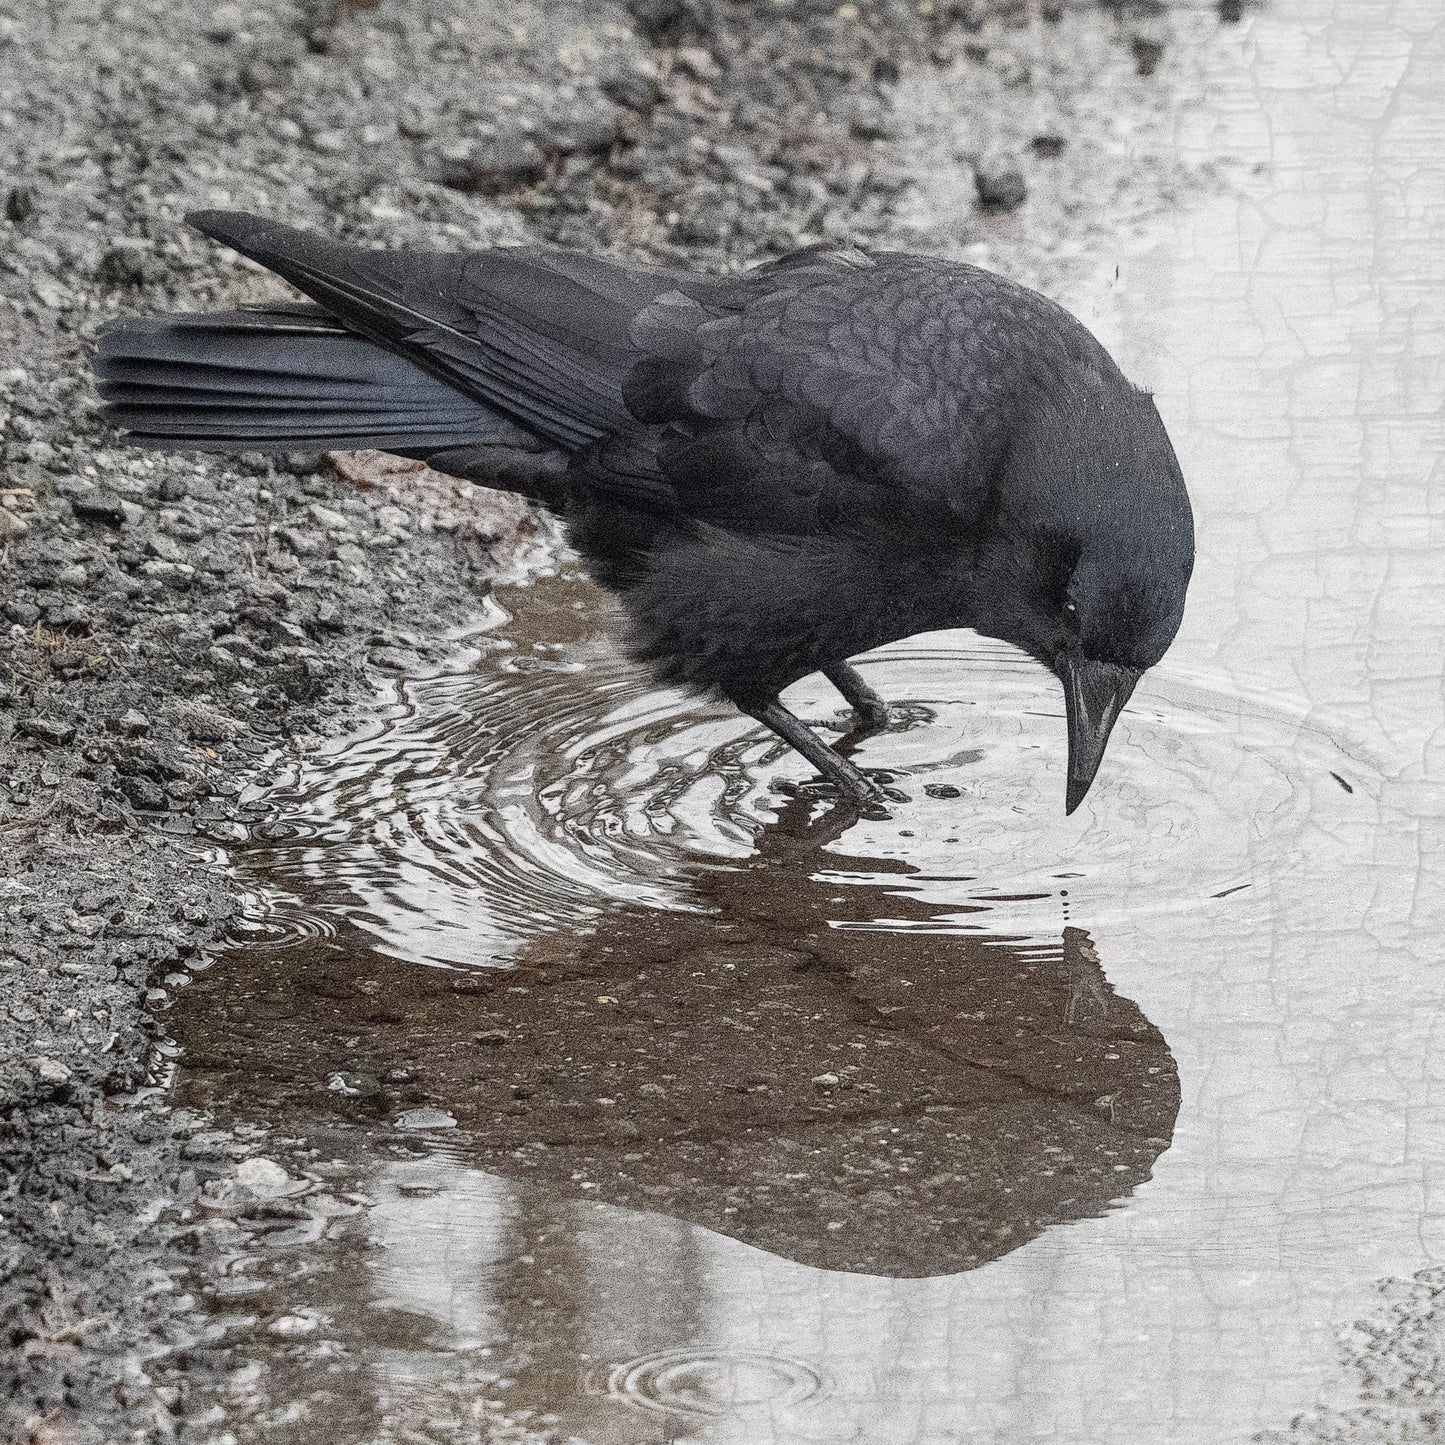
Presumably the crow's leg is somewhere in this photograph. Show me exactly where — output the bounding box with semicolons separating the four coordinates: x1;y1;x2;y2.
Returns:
822;662;890;733
748;698;892;808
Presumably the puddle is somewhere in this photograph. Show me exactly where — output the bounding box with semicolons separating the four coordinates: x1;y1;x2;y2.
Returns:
229;565;1369;967
166;1;1445;1440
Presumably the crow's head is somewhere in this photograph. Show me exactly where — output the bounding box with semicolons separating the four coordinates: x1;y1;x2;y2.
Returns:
982;388;1194;813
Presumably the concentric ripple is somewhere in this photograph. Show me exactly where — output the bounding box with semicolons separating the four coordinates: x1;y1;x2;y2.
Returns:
229;566;1384;966
598;1346;830;1419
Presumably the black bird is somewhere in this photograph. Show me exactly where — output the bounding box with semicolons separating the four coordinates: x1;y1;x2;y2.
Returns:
95;212;1194;813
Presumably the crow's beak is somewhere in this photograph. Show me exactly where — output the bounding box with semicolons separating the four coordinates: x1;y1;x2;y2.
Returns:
1054;653;1142;815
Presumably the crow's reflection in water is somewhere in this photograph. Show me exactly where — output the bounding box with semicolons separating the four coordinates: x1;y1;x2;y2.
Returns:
177;796;1178;1278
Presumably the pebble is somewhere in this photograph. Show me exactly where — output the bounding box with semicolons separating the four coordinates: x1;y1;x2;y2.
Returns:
54;564;87;589
70;490;128;526
546;104;623;156
21;715;77;746
433;136;546;194
394;1107;458;1131
96;240;163;288
307;503;349;531
0;506;28;540
117;708;151;737
34;1058;71;1085
601;62;659;113
974;158;1027;211
924;783;963;799
234;1157;297;1199
266;1313;319;1338
141;560;196;587
120;776;169;812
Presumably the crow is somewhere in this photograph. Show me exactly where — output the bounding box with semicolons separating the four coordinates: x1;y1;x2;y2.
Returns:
95;212;1194;813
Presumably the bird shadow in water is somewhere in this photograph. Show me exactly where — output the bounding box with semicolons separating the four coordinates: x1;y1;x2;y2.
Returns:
174;794;1179;1279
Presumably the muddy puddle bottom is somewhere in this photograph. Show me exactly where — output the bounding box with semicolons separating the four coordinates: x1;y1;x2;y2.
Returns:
164;2;1445;1441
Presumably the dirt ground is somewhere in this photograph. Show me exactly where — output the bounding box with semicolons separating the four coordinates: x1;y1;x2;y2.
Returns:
0;0;1221;1438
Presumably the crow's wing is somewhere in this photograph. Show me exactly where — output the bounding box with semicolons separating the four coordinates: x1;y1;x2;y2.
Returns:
187;211;692;452
589;247;1118;535
190;217;1116;535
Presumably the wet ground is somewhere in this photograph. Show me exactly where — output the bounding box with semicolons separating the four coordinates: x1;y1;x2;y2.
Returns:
4;1;1193;1434
153;1;1445;1441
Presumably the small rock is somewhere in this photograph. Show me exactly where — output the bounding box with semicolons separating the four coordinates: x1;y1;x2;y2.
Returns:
141;560;196;587
368;646;422;673
1031;133;1066;158
21;715;76;746
70;490;127;526
117;708;151;737
5;185;34;225
675;45;721;82
0;506;28;540
434;137;546;194
924;783;963;799
975;158;1027;212
327;1071;384;1099
546;104;622;156
235;1157;297;1199
120;776;169;812
1131;35;1164;76
267;1313;319;1338
208;645;245;680
394;1107;458;1131
33;278;70;310
308;503;349;530
601;63;659;113
811;1072;841;1088
373;505;410;534
846;98;896;142
96;241;163;288
34;1058;71;1085
54;563;87;589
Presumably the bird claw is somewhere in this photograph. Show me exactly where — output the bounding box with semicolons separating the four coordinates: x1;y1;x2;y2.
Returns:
770;775;910;812
881;703;936;732
771;776;842;801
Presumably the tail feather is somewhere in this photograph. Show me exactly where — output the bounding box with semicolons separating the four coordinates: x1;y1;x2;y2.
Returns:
96;306;542;455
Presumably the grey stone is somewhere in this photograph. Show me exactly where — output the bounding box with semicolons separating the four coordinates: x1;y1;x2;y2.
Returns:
71;490;127;526
117;708;151;737
975;158;1027;211
21;715;76;745
433;136;547;194
120;775;169;812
